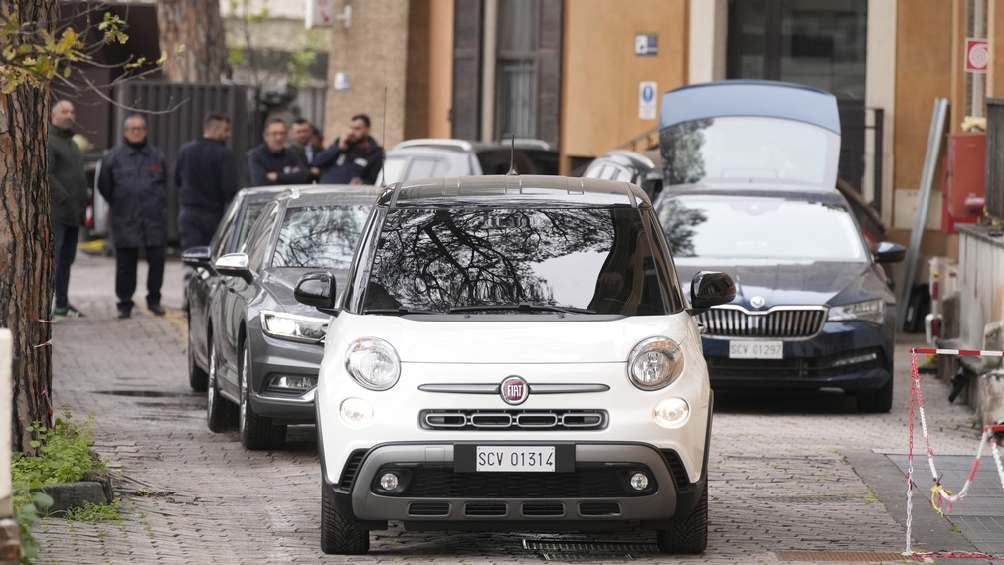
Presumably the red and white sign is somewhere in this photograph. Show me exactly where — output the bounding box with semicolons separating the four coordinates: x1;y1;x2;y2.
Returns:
306;0;334;29
965;38;989;74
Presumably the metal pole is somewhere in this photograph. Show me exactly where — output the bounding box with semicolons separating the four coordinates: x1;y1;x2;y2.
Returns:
898;98;949;329
480;0;498;144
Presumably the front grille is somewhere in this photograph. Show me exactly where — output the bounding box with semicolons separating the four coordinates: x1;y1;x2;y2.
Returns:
420;409;607;431
408;501;449;516
707;348;884;380
579;501;621;516
522;502;565;516
378;464;654;498
699;306;827;338
337;450;367;491
660;449;691;489
465;501;508;516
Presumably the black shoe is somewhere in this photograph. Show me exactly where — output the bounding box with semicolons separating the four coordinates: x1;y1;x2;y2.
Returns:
117;309;131;320
148;304;166;317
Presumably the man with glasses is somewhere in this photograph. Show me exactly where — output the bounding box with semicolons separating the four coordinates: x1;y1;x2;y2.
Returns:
97;114;169;319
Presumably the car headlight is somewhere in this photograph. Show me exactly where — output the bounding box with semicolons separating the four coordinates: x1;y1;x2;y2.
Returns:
827;299;885;323
345;337;401;390
261;311;329;343
627;337;685;391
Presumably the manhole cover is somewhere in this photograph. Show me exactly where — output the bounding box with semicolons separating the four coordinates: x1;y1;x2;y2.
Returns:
522;539;658;561
776;550;924;562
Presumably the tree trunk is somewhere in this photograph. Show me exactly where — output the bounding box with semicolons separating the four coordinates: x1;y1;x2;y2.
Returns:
156;0;228;83
0;0;56;453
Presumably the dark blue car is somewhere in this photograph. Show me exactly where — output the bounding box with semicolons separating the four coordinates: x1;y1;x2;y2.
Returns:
653;80;905;412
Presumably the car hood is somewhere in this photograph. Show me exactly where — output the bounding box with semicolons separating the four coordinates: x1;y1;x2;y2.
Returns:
260;267;350;314
674;258;886;309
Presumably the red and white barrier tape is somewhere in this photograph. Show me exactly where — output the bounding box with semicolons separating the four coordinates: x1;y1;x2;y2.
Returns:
905;349;1004;561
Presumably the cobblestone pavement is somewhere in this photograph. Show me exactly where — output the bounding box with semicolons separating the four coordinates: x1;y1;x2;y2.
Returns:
34;253;993;564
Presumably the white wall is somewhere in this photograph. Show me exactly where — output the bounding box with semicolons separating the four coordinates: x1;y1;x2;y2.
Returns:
688;0;727;84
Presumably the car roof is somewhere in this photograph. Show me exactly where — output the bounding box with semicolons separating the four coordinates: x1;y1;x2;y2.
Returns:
377;175;648;208
270;184;383;207
655;183;849;206
239;185;290;204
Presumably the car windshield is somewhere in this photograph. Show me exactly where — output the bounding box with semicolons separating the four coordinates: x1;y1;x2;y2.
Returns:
363;207;678;315
271;205;370;269
656;195;866;262
659;117;836;186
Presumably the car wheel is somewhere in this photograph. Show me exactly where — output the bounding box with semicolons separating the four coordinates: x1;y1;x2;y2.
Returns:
320;482;369;555
206;339;234;432
187;321;209;392
238;341;286;450
857;378;894;413
656;480;708;554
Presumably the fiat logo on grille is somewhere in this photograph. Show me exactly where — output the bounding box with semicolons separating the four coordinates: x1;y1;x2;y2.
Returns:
500;376;529;405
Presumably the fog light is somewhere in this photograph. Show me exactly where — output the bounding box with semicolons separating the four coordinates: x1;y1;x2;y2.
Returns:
653;398;690;429
629;472;649;492
339;397;373;429
830;352;879;368
266;374;317;392
379;472;399;492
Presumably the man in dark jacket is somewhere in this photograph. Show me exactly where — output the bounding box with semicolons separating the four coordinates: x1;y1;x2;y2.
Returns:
288;118;323;171
97;114;169;319
48;100;89;318
313;113;384;185
175;114;239;249
247;118;309;186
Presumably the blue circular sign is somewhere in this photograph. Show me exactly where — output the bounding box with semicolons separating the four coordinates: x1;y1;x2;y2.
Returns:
642;84;654;102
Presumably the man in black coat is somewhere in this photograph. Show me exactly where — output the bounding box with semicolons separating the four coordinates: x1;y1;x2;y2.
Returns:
175;114;239;249
97;114;169;319
47;100;89;318
313;113;384;185
247;118;309;186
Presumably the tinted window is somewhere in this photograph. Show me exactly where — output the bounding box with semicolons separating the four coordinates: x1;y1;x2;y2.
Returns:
244;202;280;271
364;207;678;315
235;201;268;252
210;197;240;257
271;205;370;269
657;195;866;261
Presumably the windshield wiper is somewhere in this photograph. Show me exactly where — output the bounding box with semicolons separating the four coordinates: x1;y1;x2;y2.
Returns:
362;307;439;316
447;303;595;315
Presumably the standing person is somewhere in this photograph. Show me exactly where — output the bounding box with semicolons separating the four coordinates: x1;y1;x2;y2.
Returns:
47;99;88;318
97;114;169;319
175;114;239;250
288;118;322;167
313;113;384;185
247;118;310;186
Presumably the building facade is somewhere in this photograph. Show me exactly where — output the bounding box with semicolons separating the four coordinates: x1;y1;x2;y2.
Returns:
323;0;1004;257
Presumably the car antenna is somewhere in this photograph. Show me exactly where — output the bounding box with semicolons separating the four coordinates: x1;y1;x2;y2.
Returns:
377;85;388;186
506;133;518;175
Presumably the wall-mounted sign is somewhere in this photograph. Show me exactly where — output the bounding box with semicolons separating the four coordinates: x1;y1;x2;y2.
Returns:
965;37;989;73
306;0;334;29
635;33;658;57
639;81;657;120
334;71;351;91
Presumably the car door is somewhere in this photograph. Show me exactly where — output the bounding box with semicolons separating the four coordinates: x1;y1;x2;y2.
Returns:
217;200;280;394
190;196;242;369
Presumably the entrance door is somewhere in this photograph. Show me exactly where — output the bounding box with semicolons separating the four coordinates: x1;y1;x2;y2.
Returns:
727;0;868;190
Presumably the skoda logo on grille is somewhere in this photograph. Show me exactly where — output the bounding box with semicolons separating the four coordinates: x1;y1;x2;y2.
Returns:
750;295;767;309
500;376;529;405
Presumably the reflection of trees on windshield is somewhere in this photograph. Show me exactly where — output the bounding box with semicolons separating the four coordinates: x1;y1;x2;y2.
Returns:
272;206;368;269
656;199;707;257
660;119;711;185
368;208;616;312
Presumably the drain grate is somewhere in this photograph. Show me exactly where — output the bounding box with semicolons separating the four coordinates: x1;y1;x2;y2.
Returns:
776;550;924;562
522;539;658;561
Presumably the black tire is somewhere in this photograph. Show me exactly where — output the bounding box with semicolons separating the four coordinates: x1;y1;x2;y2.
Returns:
238;341;286;450
857;378;894;413
320;483;369;555
187;321;209;392
657;480;708;554
206;339;234;432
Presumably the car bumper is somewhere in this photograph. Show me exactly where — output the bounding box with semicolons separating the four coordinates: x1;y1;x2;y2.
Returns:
701;320;893;391
327;441;704;531
248;331;323;422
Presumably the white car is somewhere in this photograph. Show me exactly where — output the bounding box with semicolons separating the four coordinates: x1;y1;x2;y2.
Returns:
293;175;735;555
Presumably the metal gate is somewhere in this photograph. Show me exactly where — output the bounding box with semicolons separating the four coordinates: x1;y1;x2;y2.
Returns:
986;98;1004;220
112;82;257;244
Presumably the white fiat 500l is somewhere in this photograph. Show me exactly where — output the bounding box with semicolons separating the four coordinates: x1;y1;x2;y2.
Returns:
293;175;735;555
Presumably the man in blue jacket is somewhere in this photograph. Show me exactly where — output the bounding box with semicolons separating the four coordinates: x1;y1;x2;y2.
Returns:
97;114;169;319
175;113;239;249
313;113;384;185
247;118;309;186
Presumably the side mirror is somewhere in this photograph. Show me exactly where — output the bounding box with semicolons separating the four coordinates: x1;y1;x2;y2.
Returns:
295;272;337;311
181;246;212;268
874;241;906;264
690;271;736;311
214;253;253;283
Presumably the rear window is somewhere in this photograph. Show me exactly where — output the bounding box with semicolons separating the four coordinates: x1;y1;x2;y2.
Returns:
362;207;682;316
271;205;370;269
